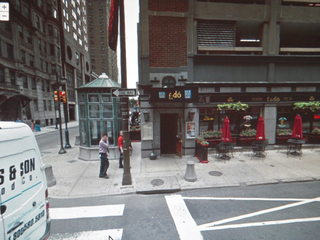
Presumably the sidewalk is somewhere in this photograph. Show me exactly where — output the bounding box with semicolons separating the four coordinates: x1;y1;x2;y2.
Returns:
43;141;320;199
34;121;79;136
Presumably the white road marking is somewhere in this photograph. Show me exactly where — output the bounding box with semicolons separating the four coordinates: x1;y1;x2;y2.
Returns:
49;229;123;240
183;197;314;202
198;196;320;230
165;195;203;240
50;204;125;220
201;217;320;231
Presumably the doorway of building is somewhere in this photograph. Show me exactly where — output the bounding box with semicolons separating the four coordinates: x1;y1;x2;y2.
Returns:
160;113;178;154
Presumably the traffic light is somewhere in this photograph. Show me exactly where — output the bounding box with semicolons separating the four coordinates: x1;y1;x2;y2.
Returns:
59;91;67;104
54;90;59;102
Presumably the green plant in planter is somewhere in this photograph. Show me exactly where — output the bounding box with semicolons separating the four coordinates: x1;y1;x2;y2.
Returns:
311;127;320;135
277;128;292;136
239;128;256;137
293;101;320;112
196;136;209;146
201;130;221;138
217;102;249;111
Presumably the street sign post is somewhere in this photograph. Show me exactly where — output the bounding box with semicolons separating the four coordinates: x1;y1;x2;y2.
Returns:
112;88;137;97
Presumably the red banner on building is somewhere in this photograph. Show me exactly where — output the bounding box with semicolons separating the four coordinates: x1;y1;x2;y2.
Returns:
108;0;119;51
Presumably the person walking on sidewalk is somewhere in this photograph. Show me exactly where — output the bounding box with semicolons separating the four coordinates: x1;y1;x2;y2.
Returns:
118;130;124;168
99;133;110;178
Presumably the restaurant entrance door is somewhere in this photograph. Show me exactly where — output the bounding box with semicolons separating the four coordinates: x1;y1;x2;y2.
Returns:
160;113;178;154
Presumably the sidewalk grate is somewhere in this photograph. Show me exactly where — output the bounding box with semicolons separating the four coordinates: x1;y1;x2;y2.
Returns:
151;179;164;187
208;171;223;177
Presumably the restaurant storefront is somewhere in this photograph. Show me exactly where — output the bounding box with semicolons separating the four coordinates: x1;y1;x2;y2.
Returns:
139;83;320;158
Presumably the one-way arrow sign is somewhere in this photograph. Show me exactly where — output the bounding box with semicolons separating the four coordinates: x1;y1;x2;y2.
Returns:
112;88;137;97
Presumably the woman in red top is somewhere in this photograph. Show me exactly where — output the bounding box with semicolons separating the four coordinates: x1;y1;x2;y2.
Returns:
118;130;124;168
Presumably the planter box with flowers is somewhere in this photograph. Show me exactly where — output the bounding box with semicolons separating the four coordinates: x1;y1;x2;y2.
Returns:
307;127;320;143
276;129;292;144
201;130;221;147
293;101;320;112
239;128;256;146
195;136;209;163
217;102;249;112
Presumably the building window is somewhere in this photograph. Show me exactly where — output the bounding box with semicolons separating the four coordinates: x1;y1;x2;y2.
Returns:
43;100;47;111
75;51;80;65
17;24;24;39
22;4;30;18
42;81;45;91
48;100;52;111
162;76;176;88
31;77;36;90
25;30;32;44
29;54;34;67
48;24;53;36
33;99;38;111
34;14;41;30
0;68;5;83
9;70;16;86
50;44;55;56
22;75;28;89
20;50;26;64
6;43;14;60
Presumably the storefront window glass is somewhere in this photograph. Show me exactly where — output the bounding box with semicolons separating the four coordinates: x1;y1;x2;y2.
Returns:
89;104;99;118
103;104;113;118
79;120;88;146
90;120;101;145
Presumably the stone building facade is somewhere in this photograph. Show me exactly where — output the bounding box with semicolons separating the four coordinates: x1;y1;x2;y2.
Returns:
86;0;118;81
0;0;91;125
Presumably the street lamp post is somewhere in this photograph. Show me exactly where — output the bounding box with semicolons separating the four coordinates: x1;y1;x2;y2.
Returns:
54;75;66;154
60;78;71;149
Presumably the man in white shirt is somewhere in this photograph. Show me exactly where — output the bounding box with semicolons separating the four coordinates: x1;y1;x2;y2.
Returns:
99;133;110;178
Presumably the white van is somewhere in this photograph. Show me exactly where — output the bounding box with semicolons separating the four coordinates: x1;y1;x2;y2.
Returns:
0;122;50;240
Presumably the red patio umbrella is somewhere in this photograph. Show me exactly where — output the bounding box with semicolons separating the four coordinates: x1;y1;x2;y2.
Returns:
292;114;303;139
256;116;266;141
222;116;232;143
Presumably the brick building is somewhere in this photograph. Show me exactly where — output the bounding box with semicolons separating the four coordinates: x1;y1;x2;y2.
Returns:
138;0;320;157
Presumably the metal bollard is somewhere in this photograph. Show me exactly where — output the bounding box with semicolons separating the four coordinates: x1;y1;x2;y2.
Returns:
184;160;197;182
43;164;57;187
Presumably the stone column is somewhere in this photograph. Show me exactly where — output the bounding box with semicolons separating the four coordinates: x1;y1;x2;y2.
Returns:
264;104;277;144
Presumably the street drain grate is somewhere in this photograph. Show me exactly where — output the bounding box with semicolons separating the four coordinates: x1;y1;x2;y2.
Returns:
151;179;164;187
67;160;77;163
209;171;223;176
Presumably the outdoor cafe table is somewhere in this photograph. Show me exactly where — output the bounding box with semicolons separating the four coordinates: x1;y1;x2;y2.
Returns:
216;142;234;160
287;138;305;156
252;140;268;158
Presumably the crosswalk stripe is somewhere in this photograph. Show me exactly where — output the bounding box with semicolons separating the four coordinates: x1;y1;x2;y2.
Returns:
50;204;125;220
49;229;123;240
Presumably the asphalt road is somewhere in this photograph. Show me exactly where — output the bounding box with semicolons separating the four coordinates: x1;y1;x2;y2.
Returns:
49;181;320;240
35;126;79;154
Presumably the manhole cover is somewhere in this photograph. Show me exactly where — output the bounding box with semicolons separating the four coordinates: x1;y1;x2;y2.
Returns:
209;171;223;176
151;179;164;187
67;160;77;163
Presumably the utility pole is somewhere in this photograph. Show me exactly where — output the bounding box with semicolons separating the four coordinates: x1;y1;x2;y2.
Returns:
55;75;66;155
57;0;71;149
120;0;132;185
